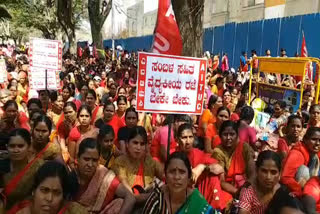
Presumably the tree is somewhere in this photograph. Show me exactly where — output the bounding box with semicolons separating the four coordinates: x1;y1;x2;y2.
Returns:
172;0;204;57
88;0;112;49
57;0;85;53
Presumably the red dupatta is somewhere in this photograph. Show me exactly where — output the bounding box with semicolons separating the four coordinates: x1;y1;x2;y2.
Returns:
132;162;144;195
225;141;246;188
91;105;100;124
3;142;51;197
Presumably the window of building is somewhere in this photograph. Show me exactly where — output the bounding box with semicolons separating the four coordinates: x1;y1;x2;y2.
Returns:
212;0;228;13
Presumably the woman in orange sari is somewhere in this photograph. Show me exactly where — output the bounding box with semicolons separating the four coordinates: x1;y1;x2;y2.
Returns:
73;138;135;214
47;91;64;128
204;106;230;154
176;123;224;209
112;126;163;204
212;120;255;211
281;127;320;197
0;129;43;211
197;95;222;138
68;105;98;169
8;161;87;214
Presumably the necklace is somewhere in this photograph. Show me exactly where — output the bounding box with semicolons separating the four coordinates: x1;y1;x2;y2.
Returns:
168;189;188;214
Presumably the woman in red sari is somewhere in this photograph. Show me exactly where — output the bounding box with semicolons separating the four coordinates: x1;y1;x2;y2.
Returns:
8;161;87;214
176;123;224;209
0;129;43;211
73;138;135;214
204;106;230;154
277;115;303;159
0;100;30;134
85;89;103;124
95;100;125;148
223;89;234;112
116;95;127;124
302;176;320;213
56;102;78;163
281;127;320;197
68;105;98;169
212;120;255;211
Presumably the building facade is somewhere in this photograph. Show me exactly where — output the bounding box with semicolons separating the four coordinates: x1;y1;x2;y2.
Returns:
126;0;320;38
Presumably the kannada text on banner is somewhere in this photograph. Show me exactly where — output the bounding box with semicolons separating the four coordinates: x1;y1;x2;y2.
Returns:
28;38;62;90
137;52;207;114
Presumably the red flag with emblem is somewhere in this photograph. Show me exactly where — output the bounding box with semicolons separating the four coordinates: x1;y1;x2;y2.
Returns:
151;0;182;55
301;31;312;80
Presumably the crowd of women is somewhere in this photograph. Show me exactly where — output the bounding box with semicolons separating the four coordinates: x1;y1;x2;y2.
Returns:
0;45;319;214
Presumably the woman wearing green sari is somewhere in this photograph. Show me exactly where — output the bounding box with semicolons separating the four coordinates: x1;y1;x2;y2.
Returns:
142;151;218;214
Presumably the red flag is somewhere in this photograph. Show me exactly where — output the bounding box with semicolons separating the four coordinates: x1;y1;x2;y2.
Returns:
301;32;312;80
151;0;182;55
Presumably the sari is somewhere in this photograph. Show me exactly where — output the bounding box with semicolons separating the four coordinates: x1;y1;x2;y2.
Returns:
281;142;320;196
1;140;59;210
112;154;161;190
143;187;218;214
212;141;252;209
186;148;222;209
197;109;216;137
99;145;117;169
76;165;122;214
205;124;221;149
303;177;320;213
7;200;88;214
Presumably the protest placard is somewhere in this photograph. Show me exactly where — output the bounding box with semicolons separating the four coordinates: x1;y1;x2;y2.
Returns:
28;38;62;90
136;52;207;114
0;59;7;83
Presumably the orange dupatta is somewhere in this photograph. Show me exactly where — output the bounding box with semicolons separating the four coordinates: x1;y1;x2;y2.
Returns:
225;141;246;188
3;142;51;197
132;161;144;195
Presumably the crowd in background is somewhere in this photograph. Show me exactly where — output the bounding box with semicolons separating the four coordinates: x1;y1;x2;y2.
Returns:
0;42;317;214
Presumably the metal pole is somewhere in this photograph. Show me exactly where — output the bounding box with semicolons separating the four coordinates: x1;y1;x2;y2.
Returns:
112;0;115;61
45;69;48;111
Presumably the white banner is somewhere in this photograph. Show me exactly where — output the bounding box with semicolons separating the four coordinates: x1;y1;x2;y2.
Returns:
137;52;207;115
29;38;62;90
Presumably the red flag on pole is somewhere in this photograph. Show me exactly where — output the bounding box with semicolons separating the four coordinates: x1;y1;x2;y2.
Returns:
301;31;313;80
151;0;182;55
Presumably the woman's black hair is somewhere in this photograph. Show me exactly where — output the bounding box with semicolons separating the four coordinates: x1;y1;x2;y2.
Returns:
117;86;126;95
310;104;320;114
125;107;138;120
219;120;239;137
265;187;305;214
87;89;97;100
64;101;77;111
67;83;76;96
275;100;287;109
3;100;18;111
78;138;99;157
217;106;231;117
49;90;59;103
240;106;255;124
207;95;218;109
165;151;192;179
33;115;52;134
256;150;282;171
33;161;71;199
97;124;115;144
127;126;147;144
177;123;193;139
216;77;224;84
77;104;92;118
9;128;31;145
287;115;303;127
103;100;115;111
62;85;72;94
304;127;320;140
27;98;42;109
29;109;45;121
117;95;127;104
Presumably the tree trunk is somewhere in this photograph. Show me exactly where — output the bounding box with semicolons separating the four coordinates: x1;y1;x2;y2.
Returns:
68;31;76;54
88;0;112;50
172;0;204;57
